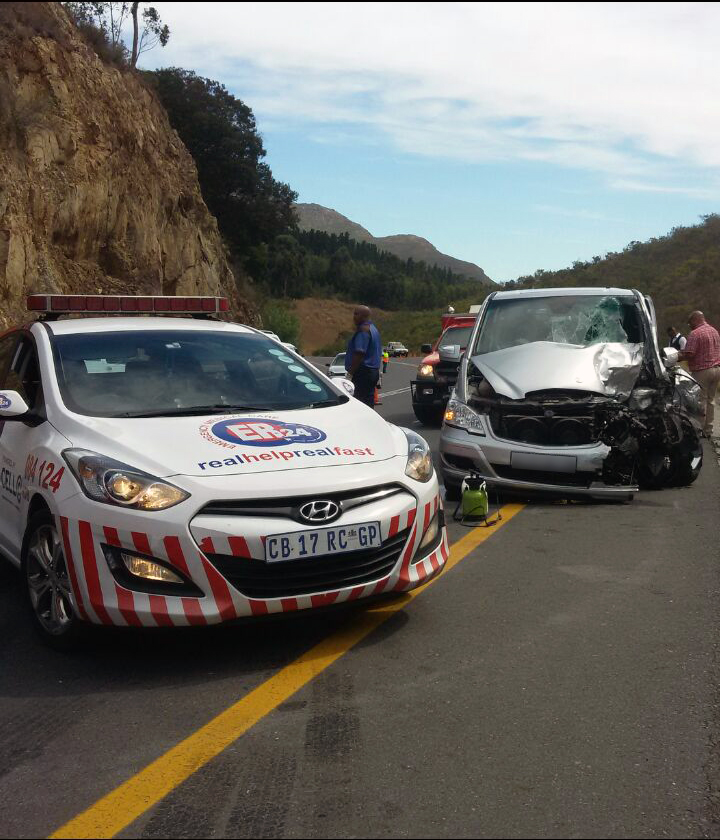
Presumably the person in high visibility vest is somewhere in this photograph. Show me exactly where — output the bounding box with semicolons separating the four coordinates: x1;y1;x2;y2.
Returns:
382;349;389;373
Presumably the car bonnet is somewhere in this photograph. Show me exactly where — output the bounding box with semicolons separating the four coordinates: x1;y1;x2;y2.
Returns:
58;400;403;478
471;341;645;399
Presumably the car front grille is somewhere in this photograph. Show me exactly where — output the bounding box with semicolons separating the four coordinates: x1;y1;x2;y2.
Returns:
435;361;460;386
489;411;596;446
199;484;405;526
206;529;410;599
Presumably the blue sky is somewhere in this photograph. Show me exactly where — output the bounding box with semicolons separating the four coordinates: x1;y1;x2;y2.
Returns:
145;2;720;282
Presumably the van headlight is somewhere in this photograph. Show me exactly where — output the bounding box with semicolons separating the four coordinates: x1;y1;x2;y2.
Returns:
63;449;189;511
444;399;486;435
402;429;433;482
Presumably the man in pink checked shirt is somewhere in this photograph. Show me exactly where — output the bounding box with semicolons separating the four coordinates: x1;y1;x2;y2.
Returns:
680;310;720;438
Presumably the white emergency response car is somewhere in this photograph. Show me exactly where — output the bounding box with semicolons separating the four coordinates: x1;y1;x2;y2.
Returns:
0;295;447;645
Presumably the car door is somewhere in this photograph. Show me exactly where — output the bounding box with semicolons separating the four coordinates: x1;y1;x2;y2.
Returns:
0;331;23;556
0;332;55;560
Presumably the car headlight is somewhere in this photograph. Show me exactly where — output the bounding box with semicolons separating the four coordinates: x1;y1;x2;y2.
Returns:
444;399;486;435
402;429;433;482
417;364;435;378
62;449;190;511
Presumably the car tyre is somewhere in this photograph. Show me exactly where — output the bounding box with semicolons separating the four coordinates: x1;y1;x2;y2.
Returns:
22;511;86;650
670;419;703;487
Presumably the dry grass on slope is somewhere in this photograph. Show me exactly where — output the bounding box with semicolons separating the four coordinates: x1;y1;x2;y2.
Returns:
293;298;387;354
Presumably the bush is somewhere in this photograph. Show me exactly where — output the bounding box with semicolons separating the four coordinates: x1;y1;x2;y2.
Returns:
74;19;129;65
261;301;300;346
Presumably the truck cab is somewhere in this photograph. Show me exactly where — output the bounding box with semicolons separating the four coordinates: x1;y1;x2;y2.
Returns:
410;312;479;426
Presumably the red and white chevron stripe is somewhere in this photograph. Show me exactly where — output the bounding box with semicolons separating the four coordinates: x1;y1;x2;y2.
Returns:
58;492;446;627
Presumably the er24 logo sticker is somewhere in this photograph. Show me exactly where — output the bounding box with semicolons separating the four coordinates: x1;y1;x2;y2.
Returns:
210;418;327;447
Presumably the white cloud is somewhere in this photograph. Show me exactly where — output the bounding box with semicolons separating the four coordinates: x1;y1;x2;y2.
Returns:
147;2;720;193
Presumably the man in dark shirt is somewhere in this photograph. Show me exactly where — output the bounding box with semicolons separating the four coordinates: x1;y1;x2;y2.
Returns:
666;326;687;351
345;305;381;408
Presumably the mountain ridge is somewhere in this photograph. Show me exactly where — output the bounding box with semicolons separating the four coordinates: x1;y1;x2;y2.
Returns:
295;202;492;284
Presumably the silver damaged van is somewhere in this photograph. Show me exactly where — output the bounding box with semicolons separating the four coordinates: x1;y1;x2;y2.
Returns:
439;288;703;502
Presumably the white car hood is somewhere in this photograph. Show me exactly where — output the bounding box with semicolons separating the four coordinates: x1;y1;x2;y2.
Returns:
58;401;404;478
471;341;645;399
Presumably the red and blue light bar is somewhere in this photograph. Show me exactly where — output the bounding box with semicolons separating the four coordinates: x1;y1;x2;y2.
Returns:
27;294;229;314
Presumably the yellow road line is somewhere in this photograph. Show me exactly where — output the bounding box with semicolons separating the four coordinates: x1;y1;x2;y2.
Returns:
50;503;525;840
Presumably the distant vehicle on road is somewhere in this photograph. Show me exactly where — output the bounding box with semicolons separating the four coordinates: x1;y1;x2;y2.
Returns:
386;342;408;358
440;287;703;501
411;312;479;426
326;352;347;377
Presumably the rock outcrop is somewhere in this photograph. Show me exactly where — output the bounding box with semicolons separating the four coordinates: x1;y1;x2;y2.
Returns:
0;2;255;328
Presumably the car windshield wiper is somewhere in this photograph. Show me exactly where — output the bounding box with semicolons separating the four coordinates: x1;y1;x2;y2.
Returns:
310;396;349;408
117;404;265;418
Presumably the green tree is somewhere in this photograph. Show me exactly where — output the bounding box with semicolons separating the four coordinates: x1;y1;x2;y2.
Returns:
63;2;169;66
146;68;297;258
268;234;309;298
130;2;169;67
261;301;300;345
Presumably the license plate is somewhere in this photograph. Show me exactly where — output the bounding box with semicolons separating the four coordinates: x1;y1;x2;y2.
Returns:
265;521;382;562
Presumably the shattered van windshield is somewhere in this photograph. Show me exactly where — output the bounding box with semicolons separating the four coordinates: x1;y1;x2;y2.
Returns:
474;294;643;354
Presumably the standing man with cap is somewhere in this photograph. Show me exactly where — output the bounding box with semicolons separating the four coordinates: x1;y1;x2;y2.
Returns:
345;305;381;408
680;310;720;438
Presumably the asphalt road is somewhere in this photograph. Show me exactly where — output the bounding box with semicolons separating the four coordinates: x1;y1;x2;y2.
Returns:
1;357;719;839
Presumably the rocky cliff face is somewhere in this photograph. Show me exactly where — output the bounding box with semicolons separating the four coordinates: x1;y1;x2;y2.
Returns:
0;2;254;329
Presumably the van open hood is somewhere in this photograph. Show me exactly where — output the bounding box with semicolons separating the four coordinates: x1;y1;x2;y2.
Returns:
470;341;645;400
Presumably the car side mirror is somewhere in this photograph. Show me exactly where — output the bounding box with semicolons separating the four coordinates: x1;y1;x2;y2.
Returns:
662;347;679;368
420;344;433;354
339;378;355;396
0;390;30;418
325;362;330;367
438;344;461;362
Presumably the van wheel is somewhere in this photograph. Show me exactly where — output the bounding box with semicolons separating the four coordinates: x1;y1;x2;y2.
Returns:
670;419;703;487
22;512;85;649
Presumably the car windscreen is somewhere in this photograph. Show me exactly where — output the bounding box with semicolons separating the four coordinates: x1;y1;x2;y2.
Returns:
438;326;473;349
331;353;346;366
474;295;643;355
52;330;340;417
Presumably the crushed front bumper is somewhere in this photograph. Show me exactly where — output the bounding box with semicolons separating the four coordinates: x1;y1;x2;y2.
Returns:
439;420;638;500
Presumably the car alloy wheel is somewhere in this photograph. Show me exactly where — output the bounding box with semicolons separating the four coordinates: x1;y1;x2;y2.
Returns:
25;519;75;637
